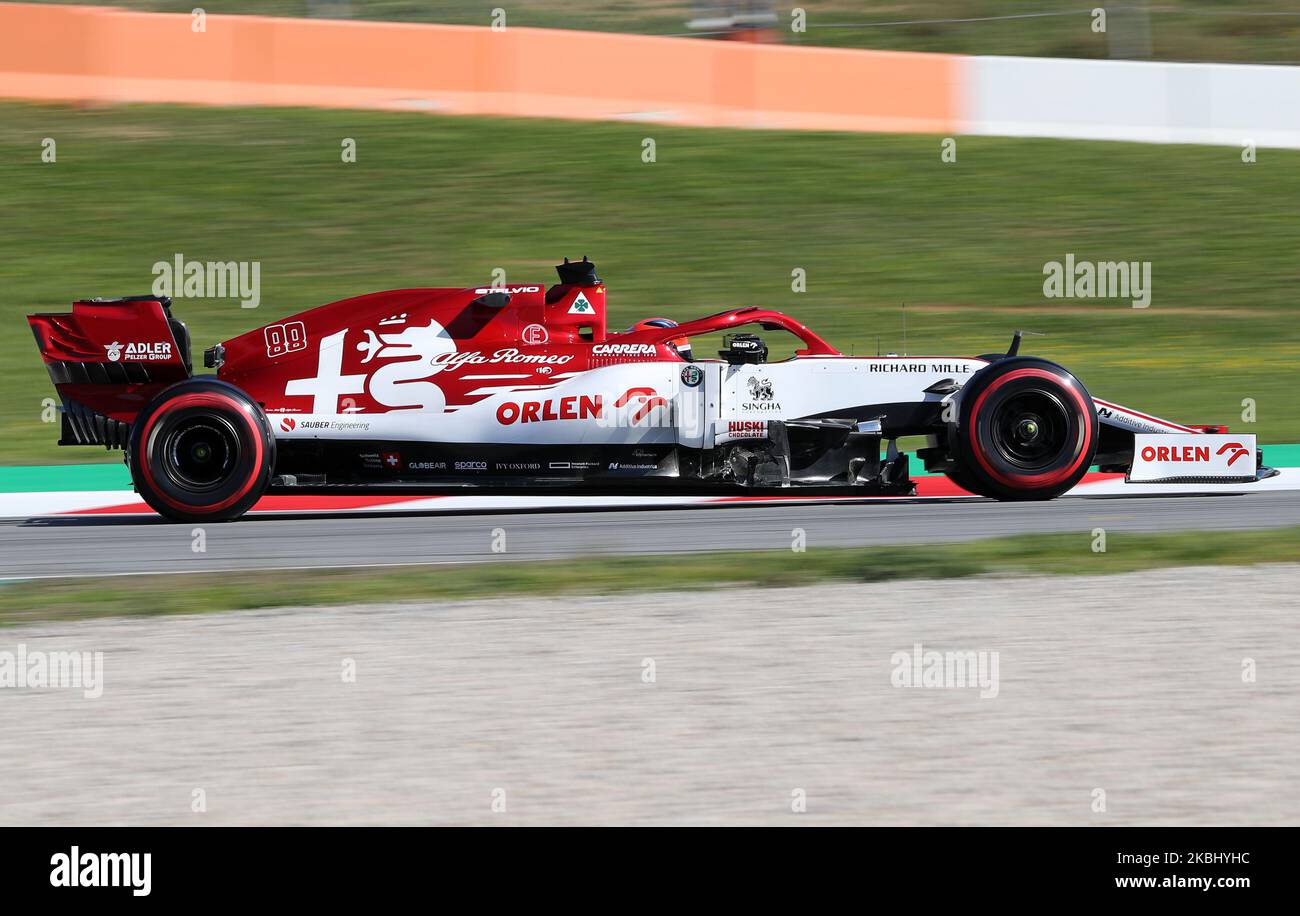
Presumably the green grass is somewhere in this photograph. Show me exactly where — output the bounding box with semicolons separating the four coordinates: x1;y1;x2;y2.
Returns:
3;526;1299;624
2;101;1298;467
28;1;1300;63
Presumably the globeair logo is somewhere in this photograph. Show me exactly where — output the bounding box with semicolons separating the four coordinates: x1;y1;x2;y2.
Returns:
50;847;151;896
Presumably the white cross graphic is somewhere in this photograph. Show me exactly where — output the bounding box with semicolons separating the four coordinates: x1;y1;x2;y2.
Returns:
285;329;367;414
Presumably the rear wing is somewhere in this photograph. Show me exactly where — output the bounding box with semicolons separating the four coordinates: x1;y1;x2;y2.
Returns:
28;295;193;447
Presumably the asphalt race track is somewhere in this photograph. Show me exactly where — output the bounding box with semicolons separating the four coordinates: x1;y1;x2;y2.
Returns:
3;490;1299;579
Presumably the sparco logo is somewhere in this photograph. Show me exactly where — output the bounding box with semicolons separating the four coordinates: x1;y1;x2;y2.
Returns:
103;341;172;362
454;460;487;471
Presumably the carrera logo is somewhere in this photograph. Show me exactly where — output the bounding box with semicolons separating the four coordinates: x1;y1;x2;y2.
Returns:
103;341;172;362
592;343;658;357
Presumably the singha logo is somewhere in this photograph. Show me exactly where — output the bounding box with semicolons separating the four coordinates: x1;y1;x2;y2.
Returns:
742;375;780;413
104;341;124;362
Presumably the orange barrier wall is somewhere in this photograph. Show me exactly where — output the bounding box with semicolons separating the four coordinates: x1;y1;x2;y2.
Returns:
0;3;960;134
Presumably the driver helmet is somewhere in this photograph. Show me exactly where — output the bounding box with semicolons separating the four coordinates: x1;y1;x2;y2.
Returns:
628;318;692;360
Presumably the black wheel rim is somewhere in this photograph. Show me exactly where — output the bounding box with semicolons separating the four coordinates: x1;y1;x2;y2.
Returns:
163;416;241;492
989;389;1071;470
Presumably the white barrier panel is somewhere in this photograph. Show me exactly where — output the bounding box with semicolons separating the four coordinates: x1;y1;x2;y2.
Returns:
966;56;1300;149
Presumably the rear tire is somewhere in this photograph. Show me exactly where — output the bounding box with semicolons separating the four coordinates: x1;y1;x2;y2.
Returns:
129;378;274;522
952;357;1097;501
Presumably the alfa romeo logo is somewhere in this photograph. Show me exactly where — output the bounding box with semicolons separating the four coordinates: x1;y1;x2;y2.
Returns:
681;365;703;388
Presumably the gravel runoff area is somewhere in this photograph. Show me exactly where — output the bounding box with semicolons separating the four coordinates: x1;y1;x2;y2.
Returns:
2;564;1296;826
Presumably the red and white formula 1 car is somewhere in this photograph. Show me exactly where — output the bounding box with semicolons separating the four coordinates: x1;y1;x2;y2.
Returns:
28;257;1275;521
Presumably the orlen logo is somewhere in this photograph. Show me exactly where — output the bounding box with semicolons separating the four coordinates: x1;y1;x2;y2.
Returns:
1217;441;1250;467
280;417;297;432
1130;433;1253;483
614;387;669;424
497;394;602;425
496;387;668;425
1138;441;1250;467
1139;444;1211;463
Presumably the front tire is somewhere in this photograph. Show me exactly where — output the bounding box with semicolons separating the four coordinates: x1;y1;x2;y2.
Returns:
129;378;274;522
953;358;1098;501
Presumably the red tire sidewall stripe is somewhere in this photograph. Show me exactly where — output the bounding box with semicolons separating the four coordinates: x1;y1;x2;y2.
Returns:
967;368;1093;489
138;392;264;514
